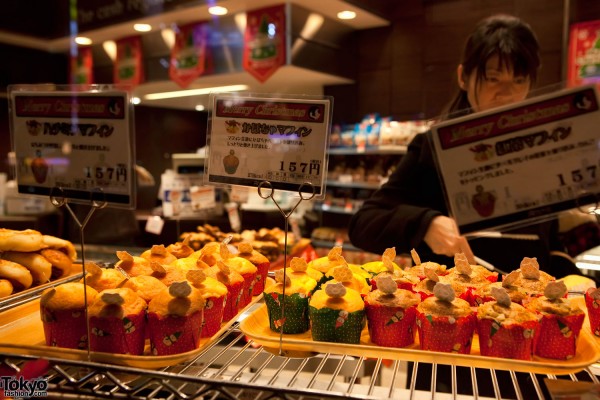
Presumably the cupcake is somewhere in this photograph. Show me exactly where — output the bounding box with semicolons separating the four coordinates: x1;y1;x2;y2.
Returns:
307;246;346;274
167;237;195;259
442;253;497;306
40;282;98;349
219;244;257;308
82;262;127;292
115;251;153;277
140;244;177;265
372;255;419;292
119;275;167;303
413;265;441;301
170;256;204;275
236;242;270;296
364;274;420;347
361;247;402;277
526;281;585;360
472;270;529;306
513;257;555;299
585;287;600;337
147;281;205;355
416;282;476;354
406;249;448;280
205;261;244;322
148;261;186;286
476;287;539;360
309;282;365;344
324;260;371;296
288;257;325;289
186;270;227;337
87;288;147;355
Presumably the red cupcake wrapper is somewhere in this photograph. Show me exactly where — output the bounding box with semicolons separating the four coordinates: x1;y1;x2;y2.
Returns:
477;319;538;360
252;262;270;296
585;290;600;337
89;312;146;355
416;312;476;354
148;310;203;355
201;295;226;338
534;313;585;360
239;272;257;308
365;303;417;348
222;281;243;322
41;307;89;350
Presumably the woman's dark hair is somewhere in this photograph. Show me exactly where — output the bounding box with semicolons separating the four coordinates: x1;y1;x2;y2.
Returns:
441;14;540;120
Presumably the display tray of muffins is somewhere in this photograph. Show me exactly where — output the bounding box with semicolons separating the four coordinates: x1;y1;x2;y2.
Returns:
240;250;600;375
0;240;275;369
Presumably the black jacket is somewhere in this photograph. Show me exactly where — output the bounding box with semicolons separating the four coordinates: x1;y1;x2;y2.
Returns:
348;132;580;278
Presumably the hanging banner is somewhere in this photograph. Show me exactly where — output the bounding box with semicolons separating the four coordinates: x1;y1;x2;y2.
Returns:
169;22;208;88
114;36;144;86
206;93;332;198
430;84;600;233
243;4;286;83
568;20;600;87
70;46;93;84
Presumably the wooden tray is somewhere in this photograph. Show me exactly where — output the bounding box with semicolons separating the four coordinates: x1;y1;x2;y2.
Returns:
0;279;273;369
240;296;600;374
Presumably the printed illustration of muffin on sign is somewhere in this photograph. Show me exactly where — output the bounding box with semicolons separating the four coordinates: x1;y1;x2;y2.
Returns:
223;150;240;174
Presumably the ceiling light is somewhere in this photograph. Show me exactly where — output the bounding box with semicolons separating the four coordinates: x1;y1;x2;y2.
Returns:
75;36;92;45
209;6;228;16
195;105;205;111
337;10;357;20
144;84;249;100
161;28;176;49
132;97;141;104
102;40;117;62
134;23;152;32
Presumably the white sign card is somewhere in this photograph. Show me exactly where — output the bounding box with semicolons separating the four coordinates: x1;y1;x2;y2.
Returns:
206;93;332;199
161;171;222;217
430;84;600;233
8;85;136;208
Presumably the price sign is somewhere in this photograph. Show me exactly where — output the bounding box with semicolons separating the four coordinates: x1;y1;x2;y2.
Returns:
206;93;332;198
430;84;600;233
8;85;135;208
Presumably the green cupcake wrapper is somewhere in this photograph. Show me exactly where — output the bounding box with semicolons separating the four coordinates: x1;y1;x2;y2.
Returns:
264;292;310;334
309;306;365;344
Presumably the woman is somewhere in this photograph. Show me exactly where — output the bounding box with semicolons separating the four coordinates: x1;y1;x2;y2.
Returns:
348;14;582;278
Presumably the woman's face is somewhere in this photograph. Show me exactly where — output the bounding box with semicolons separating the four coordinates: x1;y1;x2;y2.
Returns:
459;55;531;113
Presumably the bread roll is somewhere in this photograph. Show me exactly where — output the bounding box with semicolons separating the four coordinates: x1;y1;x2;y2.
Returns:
42;235;77;261
0;279;13;298
2;251;52;285
0;229;45;252
0;259;33;291
40;248;73;279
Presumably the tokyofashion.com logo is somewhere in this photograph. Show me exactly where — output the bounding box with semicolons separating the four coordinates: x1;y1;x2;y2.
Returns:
0;376;48;397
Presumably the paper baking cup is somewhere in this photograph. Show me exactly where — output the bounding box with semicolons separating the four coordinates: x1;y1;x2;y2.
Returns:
477;319;538;360
252;262;270;296
41;307;89;350
89;312;146;355
534;313;585;360
201;296;226;338
148;310;203;355
264;292;310;334
238;272;257;309
222;281;243;322
308;307;365;344
416;312;476;354
585;289;600;337
365;303;417;348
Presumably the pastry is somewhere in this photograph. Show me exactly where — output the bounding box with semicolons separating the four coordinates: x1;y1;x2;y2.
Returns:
40;248;73;279
1;251;52;285
141;244;177;265
0;259;33;291
0;228;45;253
114;251;153;277
82;262;127;292
187;269;227;337
205;261;244;322
119;275;167;303
236;242;270;296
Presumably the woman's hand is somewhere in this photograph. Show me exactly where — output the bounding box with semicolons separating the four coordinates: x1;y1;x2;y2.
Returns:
424;215;475;264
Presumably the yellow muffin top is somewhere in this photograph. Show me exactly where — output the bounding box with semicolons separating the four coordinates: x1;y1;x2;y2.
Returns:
361;260;401;275
417;296;473;318
526;296;583;317
147;281;205;317
41;282;98;310
120;275;167;303
190;275;228;299
477;300;539;325
309;283;364;312
405;261;447;277
88;288;147;318
83;265;127;292
365;287;420;309
205;263;245;286
474;281;528;304
140;244;177;265
291;267;323;283
236;243;269;266
222;257;257;275
308;246;345;273
265;271;317;295
149;262;187;286
114;251;154;277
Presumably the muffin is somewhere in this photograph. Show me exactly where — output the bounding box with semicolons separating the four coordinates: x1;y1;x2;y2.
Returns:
205;261;245;322
147;281;205;355
309;282;365;344
87;288;148;355
119;275;167;303
288;257;326;290
476;287;539;360
364;274;420;347
413;265;441;301
472;270;529;306
170;256;204;274
324;261;371;296
148;261;186;286
82;262;127;292
372;255;420;292
416;282;476;354
361;247;402;277
40;282;98;349
442;253;497;306
114;251;154;277
236;242;270;296
186;270;228;337
307;246;346;274
140;244;177;265
167;238;195;259
585;287;600;337
526;281;585;360
264;261;317;334
219;244;257;308
513;257;555;299
405;249;448;280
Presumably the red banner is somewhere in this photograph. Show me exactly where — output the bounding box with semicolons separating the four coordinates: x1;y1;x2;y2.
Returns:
114;36;144;86
243;5;286;83
169;22;208;88
70;46;93;84
568;20;600;87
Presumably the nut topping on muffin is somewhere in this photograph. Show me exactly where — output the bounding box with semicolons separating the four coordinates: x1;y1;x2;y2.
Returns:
433;282;455;302
169;281;192;298
454;253;472;276
219;243;233;260
325;282;346;298
376;275;397;294
331;262;353;283
290;257;308;272
274;269;291;286
424;266;439;282
490;287;511;307
186;269;206;285
590;288;600;300
328;246;343;261
382;247;396;262
237;242;254;254
410;248;421;266
383;255;395;273
101;292;125;305
150;261;167;275
502;270;520;288
520;257;540;280
544;280;567;300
